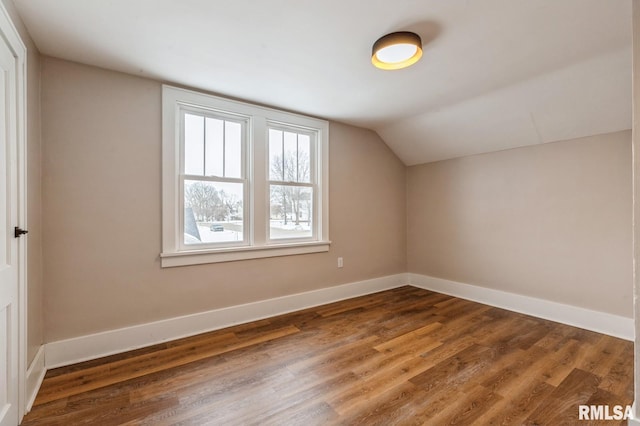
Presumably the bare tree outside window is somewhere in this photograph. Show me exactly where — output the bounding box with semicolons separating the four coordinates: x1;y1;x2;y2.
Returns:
269;151;311;225
184;181;242;222
183;180;244;244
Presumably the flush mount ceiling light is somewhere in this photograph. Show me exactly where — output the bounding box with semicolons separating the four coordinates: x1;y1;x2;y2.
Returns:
371;31;423;70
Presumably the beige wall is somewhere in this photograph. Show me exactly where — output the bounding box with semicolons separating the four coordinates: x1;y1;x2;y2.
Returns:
40;56;407;342
407;131;632;317
2;0;43;365
21;27;634;346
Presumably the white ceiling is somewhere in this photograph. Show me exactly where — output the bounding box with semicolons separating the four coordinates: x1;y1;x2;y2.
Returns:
14;0;632;165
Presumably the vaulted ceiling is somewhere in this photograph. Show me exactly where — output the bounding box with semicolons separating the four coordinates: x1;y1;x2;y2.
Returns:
14;0;632;165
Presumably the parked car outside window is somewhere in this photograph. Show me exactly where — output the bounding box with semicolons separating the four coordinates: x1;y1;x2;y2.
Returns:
210;223;224;232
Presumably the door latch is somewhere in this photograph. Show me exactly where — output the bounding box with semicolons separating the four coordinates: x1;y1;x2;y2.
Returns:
14;227;28;238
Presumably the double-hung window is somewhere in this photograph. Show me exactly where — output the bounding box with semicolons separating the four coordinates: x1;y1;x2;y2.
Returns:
161;86;329;267
182;110;247;248
268;126;315;241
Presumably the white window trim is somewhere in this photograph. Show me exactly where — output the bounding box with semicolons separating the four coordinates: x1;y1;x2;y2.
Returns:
161;85;330;267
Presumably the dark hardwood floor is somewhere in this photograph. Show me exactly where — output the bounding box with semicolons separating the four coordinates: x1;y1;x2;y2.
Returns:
22;286;633;425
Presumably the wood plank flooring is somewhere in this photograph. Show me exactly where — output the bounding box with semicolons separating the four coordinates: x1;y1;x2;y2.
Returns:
22;286;634;425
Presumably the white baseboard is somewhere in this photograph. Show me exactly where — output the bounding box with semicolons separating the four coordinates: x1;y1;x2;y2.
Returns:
44;273;409;369
628;403;639;426
25;345;46;412
409;273;633;341
43;271;633;371
628;403;640;425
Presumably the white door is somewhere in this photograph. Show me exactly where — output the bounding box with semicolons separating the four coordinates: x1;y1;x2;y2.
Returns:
0;27;19;426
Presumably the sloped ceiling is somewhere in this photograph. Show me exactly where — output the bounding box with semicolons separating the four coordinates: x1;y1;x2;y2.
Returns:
14;0;632;165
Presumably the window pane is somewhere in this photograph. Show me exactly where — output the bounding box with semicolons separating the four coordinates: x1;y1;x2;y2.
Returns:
283;132;297;181
269;129;313;184
184;179;244;244
298;134;311;183
205;117;223;177
270;185;312;239
269;129;283;181
225;121;242;178
184;113;204;175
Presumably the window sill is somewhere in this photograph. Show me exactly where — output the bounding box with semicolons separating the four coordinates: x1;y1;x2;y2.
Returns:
160;241;331;267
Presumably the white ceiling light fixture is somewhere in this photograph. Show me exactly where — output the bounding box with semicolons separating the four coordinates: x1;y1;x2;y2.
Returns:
371;31;423;70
